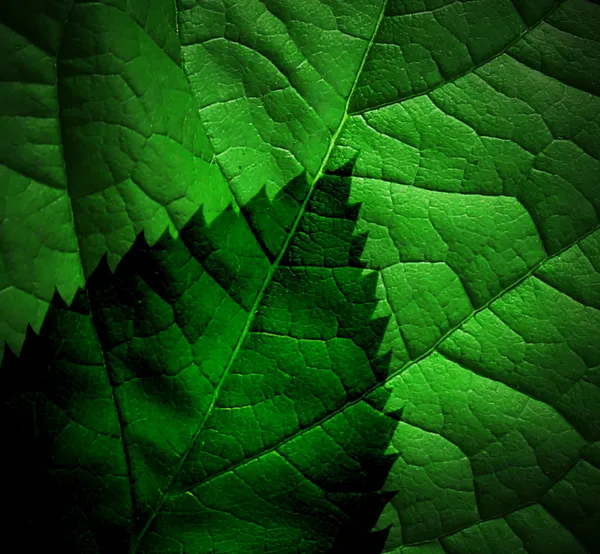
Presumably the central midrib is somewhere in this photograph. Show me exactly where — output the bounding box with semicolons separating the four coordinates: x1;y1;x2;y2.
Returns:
128;1;389;551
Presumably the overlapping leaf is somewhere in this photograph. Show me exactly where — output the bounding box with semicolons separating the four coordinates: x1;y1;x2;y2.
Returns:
1;159;399;553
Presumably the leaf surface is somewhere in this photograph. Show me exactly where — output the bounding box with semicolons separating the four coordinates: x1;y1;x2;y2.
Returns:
1;1;600;553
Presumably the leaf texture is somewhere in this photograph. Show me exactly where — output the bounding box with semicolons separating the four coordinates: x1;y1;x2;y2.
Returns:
1;0;600;553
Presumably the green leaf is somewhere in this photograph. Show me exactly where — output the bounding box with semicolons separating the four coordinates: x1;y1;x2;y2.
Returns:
2;0;600;553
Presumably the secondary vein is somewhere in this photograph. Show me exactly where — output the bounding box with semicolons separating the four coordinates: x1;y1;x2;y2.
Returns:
349;0;566;116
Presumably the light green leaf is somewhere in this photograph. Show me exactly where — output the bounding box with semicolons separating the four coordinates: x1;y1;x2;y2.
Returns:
336;1;600;551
